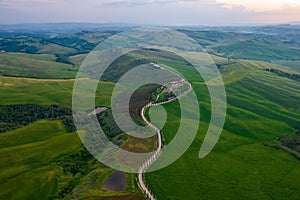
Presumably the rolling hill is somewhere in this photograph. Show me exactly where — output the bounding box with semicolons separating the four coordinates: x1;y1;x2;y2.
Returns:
0;26;299;200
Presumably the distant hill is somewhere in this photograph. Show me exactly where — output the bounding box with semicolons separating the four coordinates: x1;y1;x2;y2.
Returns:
0;22;136;35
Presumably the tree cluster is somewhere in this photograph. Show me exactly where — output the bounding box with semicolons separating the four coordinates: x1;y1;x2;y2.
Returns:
0;104;76;133
277;130;300;152
265;68;300;82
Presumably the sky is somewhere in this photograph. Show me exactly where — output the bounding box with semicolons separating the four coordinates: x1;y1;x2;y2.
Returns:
0;0;300;25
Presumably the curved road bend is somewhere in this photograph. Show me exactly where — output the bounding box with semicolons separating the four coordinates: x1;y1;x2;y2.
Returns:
137;83;192;200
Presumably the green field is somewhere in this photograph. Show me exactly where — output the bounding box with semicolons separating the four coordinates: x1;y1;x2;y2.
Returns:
0;120;81;199
1;52;300;199
0;76;114;109
272;60;300;73
0;53;82;79
145;60;300;200
0;120;144;199
215;41;300;61
0;27;300;200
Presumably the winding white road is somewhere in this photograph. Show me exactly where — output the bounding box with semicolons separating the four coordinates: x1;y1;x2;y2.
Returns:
137;81;192;200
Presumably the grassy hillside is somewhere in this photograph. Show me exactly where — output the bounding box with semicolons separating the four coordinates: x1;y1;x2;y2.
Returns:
0;76;114;109
272;60;300;73
0;120;144;200
215;41;300;61
0;120;81;199
0;53;82;79
0;39;299;200
0;31;116;79
145;62;300;200
146;125;300;199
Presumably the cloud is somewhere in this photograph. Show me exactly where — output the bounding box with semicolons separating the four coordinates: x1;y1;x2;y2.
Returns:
0;0;299;25
102;0;201;7
0;0;8;7
216;0;300;12
254;5;300;23
0;0;60;10
215;0;300;23
103;1;149;7
99;1;254;25
0;2;8;7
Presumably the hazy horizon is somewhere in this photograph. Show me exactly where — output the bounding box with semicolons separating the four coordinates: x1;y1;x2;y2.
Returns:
1;21;300;27
1;0;300;25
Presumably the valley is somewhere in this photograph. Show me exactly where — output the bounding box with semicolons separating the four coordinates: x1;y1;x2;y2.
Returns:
0;24;299;199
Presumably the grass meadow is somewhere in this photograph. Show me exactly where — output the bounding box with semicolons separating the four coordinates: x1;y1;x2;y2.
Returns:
0;53;82;79
0;120;81;199
0;49;299;199
145;61;300;200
